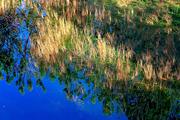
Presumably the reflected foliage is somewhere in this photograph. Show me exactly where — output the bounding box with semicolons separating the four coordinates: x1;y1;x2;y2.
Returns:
0;0;179;120
42;58;179;119
0;0;46;93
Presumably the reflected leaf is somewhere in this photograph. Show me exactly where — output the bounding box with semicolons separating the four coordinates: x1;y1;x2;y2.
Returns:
103;99;114;115
98;95;103;101
36;78;46;92
41;84;46;92
6;75;13;84
16;77;22;86
63;87;72;99
103;104;111;115
91;95;97;104
81;93;88;101
27;79;33;91
50;72;56;81
18;86;24;94
39;63;46;76
20;58;27;69
58;77;62;84
0;71;3;80
63;88;68;93
36;78;40;85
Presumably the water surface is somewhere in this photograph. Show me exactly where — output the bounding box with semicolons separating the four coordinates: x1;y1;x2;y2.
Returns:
0;1;128;120
0;77;127;120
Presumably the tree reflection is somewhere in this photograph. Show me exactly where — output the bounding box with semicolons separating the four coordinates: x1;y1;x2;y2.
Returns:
54;61;179;119
0;0;46;93
0;1;179;120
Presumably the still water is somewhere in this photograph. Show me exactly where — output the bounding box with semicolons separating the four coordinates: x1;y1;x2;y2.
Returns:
0;77;127;120
0;1;128;120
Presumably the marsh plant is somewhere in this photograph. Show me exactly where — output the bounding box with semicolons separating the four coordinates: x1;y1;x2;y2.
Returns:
0;0;179;119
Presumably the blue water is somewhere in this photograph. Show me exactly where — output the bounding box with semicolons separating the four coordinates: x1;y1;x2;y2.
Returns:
0;78;127;120
0;1;129;120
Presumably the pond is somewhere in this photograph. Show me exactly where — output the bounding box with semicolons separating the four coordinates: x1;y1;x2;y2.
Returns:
0;76;127;120
2;1;180;120
0;1;128;120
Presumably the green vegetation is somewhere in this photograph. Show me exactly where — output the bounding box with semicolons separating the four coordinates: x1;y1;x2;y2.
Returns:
0;0;180;119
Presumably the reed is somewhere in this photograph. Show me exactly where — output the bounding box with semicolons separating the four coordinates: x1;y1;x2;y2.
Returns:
0;0;17;15
0;0;179;119
30;0;180;81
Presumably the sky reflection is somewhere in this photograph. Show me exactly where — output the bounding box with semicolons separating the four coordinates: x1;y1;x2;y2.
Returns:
0;77;126;120
0;1;129;120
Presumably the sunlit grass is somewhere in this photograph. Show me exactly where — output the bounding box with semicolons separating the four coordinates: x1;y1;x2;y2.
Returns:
0;0;179;119
32;0;180;81
0;0;16;16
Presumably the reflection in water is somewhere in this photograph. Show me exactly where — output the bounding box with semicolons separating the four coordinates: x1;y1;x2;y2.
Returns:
0;0;179;120
0;1;127;120
0;75;125;120
0;0;44;94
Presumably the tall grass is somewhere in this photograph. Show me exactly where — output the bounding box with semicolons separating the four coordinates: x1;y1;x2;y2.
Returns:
31;0;180;81
0;0;16;14
0;0;180;119
30;1;180;118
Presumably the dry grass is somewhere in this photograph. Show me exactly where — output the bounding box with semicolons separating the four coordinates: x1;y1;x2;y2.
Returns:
0;0;16;15
30;0;180;83
1;0;179;83
0;1;179;118
31;7;120;68
31;15;74;63
116;0;133;7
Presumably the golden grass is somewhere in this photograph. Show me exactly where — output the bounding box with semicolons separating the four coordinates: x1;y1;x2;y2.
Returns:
31;9;119;66
116;0;133;7
0;1;179;118
1;0;178;83
31;0;180;83
0;0;16;15
31;15;74;63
